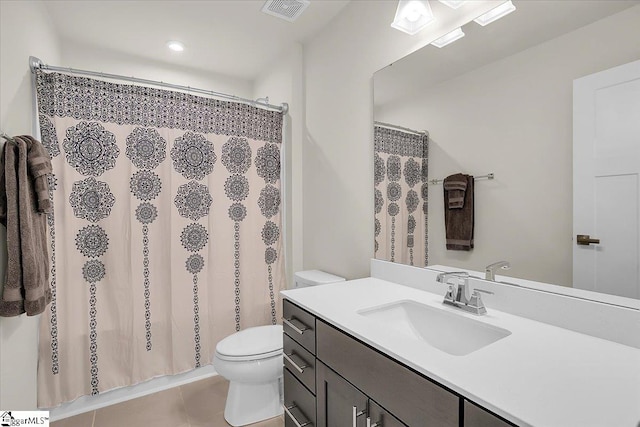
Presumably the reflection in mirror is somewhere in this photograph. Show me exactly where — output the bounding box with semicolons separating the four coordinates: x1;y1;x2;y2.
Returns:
373;123;428;267
373;1;640;302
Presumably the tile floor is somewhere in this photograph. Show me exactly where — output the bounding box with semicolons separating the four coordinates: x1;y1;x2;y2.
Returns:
51;376;284;427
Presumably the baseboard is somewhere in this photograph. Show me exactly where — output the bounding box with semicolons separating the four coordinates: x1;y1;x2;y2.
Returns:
46;364;218;422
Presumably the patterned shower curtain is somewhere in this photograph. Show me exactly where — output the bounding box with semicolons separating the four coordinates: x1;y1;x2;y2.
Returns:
374;126;429;267
35;71;285;407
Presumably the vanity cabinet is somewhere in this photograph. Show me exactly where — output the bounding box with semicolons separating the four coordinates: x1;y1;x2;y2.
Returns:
317;360;406;427
283;298;518;427
464;400;514;427
316;361;370;427
283;300;317;427
316;319;458;427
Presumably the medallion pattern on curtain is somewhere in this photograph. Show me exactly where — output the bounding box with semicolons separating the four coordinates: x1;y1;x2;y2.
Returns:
374;126;429;266
35;71;285;407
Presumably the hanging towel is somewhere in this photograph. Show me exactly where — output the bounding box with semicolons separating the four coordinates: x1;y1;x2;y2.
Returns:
443;175;467;209
0;135;52;316
443;173;474;251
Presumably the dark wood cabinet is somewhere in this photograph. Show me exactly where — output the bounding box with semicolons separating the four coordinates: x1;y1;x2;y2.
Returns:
283;300;318;427
283;299;316;353
317;361;369;427
283;298;520;427
284;368;316;427
368;400;406;427
317;361;407;427
464;400;516;427
316;320;458;427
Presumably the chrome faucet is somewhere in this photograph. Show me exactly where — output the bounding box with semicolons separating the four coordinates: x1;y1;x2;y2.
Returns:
436;272;492;315
485;261;511;281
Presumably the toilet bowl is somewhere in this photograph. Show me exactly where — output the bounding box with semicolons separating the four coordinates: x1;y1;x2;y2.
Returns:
213;324;283;427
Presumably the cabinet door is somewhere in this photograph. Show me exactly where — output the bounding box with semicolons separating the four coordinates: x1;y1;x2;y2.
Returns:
464;400;516;427
368;400;407;427
317;320;459;427
317;361;368;427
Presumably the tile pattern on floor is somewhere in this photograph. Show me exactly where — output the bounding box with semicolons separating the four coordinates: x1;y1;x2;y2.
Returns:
51;376;284;427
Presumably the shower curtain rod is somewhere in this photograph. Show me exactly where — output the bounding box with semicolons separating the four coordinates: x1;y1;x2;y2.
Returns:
374;121;427;136
29;56;289;114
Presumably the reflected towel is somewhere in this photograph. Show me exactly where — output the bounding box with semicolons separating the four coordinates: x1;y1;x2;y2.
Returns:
443;177;467;209
443;173;474;251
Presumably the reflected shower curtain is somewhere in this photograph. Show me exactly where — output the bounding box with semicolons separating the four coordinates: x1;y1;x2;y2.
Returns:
374;126;428;267
35;71;285;407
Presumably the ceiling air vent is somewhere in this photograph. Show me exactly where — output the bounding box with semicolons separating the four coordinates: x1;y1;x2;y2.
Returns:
261;0;310;22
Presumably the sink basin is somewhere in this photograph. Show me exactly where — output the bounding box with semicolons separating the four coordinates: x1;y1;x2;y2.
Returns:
358;300;511;356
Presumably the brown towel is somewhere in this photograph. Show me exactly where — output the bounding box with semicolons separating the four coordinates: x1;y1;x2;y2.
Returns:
443;173;474;251
443;177;467;209
0;135;52;316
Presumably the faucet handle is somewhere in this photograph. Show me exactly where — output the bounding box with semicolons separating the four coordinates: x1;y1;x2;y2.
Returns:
444;284;456;302
468;290;489;315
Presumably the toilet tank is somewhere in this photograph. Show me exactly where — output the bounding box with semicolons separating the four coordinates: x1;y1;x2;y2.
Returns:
293;270;345;288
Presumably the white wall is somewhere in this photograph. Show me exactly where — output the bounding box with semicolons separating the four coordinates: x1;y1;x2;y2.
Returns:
302;1;500;279
0;0;61;411
59;40;253;99
253;45;304;287
375;6;640;286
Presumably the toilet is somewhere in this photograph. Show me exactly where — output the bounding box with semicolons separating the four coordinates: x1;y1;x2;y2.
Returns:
213;325;284;426
213;270;345;426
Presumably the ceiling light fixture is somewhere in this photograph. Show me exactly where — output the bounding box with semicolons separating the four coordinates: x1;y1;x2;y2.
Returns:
391;0;435;35
473;0;516;26
438;0;466;9
431;27;465;48
166;41;185;52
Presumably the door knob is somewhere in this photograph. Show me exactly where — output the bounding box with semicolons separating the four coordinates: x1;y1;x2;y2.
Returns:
577;234;600;245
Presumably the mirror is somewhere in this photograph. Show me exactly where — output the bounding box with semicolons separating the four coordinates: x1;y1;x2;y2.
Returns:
373;0;640;302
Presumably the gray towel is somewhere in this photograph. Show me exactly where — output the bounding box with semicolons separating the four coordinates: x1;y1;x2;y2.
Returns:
0;135;52;316
443;177;467;209
443;173;474;251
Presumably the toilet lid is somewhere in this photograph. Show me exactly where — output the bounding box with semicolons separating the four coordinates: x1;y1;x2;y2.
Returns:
216;324;283;359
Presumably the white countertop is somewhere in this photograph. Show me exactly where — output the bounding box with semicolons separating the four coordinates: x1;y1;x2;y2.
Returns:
281;278;640;427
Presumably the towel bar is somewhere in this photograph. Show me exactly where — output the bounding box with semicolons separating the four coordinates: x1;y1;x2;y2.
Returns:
429;173;494;185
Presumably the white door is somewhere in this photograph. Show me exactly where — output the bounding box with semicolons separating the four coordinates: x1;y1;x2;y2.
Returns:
573;60;640;299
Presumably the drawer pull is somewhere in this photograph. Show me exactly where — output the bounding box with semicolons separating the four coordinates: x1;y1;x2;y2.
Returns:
283;351;308;374
366;418;381;427
352;406;367;427
284;404;311;427
283;317;309;335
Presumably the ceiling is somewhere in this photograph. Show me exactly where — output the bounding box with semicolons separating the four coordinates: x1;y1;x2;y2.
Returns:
374;0;640;108
43;0;350;81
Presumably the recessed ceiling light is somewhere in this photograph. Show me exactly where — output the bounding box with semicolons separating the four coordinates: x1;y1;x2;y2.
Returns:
473;0;516;26
431;27;465;48
438;0;466;9
166;41;185;52
391;0;435;35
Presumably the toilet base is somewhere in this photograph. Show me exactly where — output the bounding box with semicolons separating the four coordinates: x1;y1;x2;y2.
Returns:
223;377;283;426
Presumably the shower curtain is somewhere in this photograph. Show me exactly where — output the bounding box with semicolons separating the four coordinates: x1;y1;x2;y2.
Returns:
374;126;428;267
35;71;285;407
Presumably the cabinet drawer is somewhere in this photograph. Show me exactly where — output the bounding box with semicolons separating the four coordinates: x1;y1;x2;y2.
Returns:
464;400;516;427
317;320;459;427
284;333;316;393
283;299;316;354
284;368;316;427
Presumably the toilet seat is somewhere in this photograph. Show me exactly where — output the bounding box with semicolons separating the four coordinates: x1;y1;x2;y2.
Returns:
215;324;283;362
